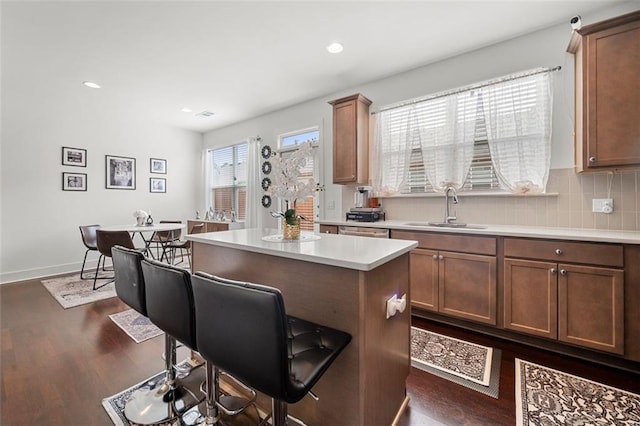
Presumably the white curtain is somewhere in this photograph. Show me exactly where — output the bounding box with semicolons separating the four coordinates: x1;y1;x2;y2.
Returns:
202;149;213;214
371;105;415;195
245;137;261;228
483;71;552;194
419;92;478;192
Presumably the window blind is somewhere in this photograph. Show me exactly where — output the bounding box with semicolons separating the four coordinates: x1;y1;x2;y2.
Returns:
209;142;248;219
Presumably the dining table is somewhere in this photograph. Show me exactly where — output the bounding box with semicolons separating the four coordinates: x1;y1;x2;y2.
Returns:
102;222;187;261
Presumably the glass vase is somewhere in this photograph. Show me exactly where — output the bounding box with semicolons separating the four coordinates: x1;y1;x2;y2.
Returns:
282;218;300;240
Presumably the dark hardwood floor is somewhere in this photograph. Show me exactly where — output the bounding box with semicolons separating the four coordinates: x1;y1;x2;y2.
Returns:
2;275;639;425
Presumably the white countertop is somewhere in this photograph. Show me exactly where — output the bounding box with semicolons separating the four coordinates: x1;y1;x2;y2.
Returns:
320;220;640;244
186;228;418;271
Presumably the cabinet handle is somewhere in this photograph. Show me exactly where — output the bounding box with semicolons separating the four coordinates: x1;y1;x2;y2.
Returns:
550;268;557;274
589;156;597;163
439;255;444;260
560;269;567;276
555;248;563;255
433;254;438;260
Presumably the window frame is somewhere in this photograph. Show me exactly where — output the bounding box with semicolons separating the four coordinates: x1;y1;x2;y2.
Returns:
276;127;321;230
208;141;248;219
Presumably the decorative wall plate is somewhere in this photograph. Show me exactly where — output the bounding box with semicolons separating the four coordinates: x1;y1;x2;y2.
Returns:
261;145;272;159
261;177;271;190
261;161;272;175
261;195;272;208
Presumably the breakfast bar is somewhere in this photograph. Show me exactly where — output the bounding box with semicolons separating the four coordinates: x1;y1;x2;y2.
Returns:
187;228;418;426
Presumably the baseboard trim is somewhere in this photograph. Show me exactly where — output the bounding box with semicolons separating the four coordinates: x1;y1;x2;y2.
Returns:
0;258;112;285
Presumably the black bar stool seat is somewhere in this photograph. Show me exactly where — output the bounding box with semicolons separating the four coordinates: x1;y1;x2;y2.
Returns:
192;273;351;426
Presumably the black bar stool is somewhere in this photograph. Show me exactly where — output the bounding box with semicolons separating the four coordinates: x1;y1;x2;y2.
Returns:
140;261;256;425
191;273;352;426
135;258;203;425
112;246;165;425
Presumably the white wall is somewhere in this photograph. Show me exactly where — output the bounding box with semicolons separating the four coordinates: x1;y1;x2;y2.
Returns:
1;64;202;284
202;2;638;226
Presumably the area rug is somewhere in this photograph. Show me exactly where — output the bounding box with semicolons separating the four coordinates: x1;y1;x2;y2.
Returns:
102;360;202;426
41;272;116;309
515;359;640;425
109;309;163;343
411;326;501;398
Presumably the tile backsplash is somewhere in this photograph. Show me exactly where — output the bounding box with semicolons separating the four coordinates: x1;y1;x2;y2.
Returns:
379;168;639;231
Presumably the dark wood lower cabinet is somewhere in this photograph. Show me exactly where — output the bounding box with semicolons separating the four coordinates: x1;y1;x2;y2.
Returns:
504;258;624;355
409;249;438;312
504;258;558;339
558;264;624;354
439;251;497;325
409;248;497;325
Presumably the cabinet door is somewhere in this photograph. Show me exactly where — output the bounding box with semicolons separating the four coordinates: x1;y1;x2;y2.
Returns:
438;251;497;325
332;99;358;183
409;249;438;312
558;264;624;354
504;258;558;339
583;17;640;169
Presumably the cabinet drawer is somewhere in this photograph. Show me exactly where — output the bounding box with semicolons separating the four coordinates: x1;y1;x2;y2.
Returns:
392;230;496;255
504;238;623;267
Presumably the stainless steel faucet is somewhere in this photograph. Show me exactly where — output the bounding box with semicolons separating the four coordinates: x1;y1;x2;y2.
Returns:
444;186;458;224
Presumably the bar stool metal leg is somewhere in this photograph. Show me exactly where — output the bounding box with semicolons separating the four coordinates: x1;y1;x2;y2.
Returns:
200;362;220;425
272;400;287;426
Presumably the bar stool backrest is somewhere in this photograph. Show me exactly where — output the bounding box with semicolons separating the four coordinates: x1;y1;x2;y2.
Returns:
191;273;290;401
112;245;147;316
141;258;197;351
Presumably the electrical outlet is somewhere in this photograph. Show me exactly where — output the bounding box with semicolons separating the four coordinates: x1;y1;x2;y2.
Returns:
592;198;614;214
327;200;335;210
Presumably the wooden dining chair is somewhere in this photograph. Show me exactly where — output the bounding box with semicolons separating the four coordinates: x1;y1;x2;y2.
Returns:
148;220;182;261
94;230;139;290
79;224;103;280
166;223;205;265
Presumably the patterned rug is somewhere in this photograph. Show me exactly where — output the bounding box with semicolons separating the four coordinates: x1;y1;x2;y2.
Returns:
102;360;202;426
411;327;501;398
41;272;116;309
516;359;640;425
109;309;163;343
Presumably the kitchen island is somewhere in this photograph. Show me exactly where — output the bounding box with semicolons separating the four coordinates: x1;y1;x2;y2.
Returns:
187;228;418;426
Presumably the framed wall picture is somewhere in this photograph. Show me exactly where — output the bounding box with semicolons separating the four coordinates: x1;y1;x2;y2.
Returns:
62;172;87;191
150;177;166;193
106;155;136;190
150;158;167;174
62;146;87;167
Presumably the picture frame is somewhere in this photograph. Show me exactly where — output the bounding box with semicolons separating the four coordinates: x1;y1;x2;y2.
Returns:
62;146;87;167
150;177;166;193
62;172;87;191
150;158;167;174
106;155;136;190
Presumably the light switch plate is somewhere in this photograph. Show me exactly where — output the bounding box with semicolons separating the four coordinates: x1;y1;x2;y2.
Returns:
592;198;614;214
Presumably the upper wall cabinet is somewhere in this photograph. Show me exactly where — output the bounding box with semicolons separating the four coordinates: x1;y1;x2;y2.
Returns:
568;11;640;172
328;93;372;184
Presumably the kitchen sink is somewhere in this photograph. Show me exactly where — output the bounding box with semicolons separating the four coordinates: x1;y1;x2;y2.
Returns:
404;222;487;229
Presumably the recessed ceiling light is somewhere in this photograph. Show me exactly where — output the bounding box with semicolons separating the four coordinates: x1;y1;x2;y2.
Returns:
181;107;192;113
326;42;344;54
82;81;101;89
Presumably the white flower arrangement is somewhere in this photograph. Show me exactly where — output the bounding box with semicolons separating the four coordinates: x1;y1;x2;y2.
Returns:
133;210;149;226
266;142;318;224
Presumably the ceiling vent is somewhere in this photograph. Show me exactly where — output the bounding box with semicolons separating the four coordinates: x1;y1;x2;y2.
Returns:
196;110;215;118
